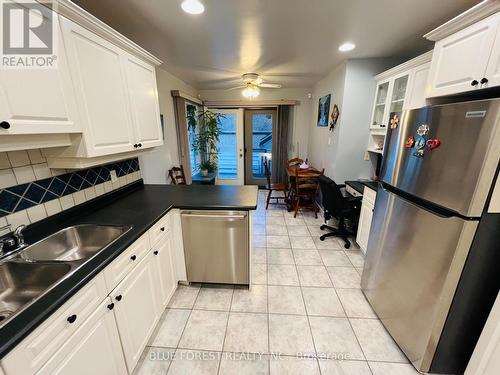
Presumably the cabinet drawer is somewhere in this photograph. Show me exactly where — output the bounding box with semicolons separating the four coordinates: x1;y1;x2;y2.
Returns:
2;274;108;375
345;185;363;198
103;233;150;293
363;187;377;206
149;212;171;246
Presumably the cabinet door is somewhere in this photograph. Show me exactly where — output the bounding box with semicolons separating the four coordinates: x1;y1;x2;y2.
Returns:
427;14;498;97
37;298;127;375
111;252;161;372
0;13;80;135
356;201;373;254
484;14;500;88
406;62;430;110
370;81;390;129
152;233;177;308
124;54;163;149
60;17;136;157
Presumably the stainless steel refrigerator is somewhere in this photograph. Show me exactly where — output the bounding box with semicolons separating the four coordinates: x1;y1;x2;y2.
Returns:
361;98;500;374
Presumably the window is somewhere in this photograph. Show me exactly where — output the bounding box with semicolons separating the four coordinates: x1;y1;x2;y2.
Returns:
186;103;200;175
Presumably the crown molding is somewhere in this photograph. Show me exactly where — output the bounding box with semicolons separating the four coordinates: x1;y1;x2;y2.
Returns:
47;0;162;66
424;0;500;42
375;50;433;81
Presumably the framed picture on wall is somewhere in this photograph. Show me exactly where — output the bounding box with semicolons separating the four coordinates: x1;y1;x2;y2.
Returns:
317;94;331;127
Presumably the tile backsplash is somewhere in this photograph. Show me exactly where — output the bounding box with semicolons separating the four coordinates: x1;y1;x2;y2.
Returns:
0;150;141;234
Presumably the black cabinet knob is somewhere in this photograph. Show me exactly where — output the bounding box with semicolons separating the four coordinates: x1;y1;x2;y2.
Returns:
471;79;479;86
480;77;489;84
153;250;159;255
130;255;137;261
160;227;165;232
0;121;10;129
107;303;115;310
133;144;138;148
138;143;142;148
115;295;123;301
67;314;77;324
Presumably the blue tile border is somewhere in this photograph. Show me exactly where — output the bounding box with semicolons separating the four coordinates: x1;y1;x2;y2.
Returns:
0;158;140;218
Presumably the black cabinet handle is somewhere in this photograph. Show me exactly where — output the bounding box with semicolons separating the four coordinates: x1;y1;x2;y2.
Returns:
471;79;479;86
153;250;159;255
0;121;10;129
480;77;489;84
115;295;122;301
160;227;165;232
107;303;115;310
133;144;138;148
138;143;142;148
67;314;77;324
130;255;137;261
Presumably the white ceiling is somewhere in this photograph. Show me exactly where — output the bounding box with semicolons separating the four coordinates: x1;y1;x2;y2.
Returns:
74;0;480;90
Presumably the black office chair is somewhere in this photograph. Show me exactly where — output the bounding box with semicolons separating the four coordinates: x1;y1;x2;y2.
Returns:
318;175;361;249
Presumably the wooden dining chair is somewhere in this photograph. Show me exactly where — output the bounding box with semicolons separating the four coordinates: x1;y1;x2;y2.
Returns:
287;157;304;167
293;168;324;218
263;159;287;209
168;165;186;185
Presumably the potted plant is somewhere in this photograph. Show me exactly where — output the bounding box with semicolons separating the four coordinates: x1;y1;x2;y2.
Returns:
187;109;223;176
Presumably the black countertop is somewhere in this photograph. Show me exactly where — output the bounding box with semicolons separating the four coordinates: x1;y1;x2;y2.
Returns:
0;182;258;359
345;180;379;194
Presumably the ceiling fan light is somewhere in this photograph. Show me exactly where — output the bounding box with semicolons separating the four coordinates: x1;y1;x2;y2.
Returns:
181;0;205;14
242;85;260;98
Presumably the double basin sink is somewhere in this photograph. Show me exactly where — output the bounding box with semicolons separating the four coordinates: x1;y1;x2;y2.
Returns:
0;224;131;326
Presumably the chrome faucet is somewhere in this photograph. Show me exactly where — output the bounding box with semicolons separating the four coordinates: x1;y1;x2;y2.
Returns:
13;224;27;249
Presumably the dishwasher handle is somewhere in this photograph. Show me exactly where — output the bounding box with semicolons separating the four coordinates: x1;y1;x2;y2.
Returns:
181;213;247;220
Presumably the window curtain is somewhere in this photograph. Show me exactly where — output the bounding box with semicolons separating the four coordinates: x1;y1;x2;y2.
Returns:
272;105;291;184
172;96;192;184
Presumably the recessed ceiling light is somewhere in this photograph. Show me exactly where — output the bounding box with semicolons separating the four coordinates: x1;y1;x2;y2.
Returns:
339;42;355;52
181;0;205;15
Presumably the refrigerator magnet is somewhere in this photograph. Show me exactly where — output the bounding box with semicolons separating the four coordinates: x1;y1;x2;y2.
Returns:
413;149;425;158
426;138;441;151
405;136;415;148
390;114;399;129
414;136;426;150
417;124;430;136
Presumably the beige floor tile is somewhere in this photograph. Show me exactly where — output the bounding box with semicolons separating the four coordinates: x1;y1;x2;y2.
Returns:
267;235;291;248
309;317;365;360
293;249;323;265
266;210;285;217
267;248;295;264
368;362;420;375
252;264;268;285
231;285;267;313
266;216;286;225
269;314;315;356
253;224;266;235
313;237;343;250
252;247;267;264
319;250;352;267
350;319;407;362
297;265;332;287
194;286;234;311
308;225;326;237
268;264;299;286
302;287;345;317
289;236;316;249
253;234;266;247
318;359;372;375
167;349;220;375
266;224;288;235
284;216;306;226
150;309;191;348
219;353;269;375
133;347;173;375
336;289;376;318
223;312;269;353
168;285;200;309
345;250;365;268
270;356;320;375
355;267;364;275
178;310;228;351
327;267;362;289
268;285;306;315
287;225;311;236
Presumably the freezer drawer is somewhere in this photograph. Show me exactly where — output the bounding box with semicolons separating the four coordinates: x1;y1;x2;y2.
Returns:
181;210;249;284
361;187;477;372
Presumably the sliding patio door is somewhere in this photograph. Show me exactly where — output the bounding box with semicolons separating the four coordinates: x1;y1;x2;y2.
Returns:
244;109;276;186
213;109;244;185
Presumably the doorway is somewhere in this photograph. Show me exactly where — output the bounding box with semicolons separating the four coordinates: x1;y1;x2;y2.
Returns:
244;109;276;186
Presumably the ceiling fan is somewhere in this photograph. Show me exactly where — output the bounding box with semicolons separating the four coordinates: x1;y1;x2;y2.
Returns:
228;73;282;98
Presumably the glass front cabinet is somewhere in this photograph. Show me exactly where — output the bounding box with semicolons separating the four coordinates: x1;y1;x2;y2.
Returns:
370;74;409;131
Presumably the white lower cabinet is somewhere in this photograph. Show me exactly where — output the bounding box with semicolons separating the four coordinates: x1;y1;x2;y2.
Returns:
152;232;177;308
111;250;161;373
356;188;376;254
37;298;127;375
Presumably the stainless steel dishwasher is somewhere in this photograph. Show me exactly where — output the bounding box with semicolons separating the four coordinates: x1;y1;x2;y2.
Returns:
181;210;249;284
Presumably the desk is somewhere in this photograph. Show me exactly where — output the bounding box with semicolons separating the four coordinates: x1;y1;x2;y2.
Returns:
191;172;216;185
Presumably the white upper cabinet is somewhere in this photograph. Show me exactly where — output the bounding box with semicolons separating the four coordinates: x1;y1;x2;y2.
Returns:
60;17;136;157
0;13;80;135
427;12;500;97
124;55;163;149
406;62;431;110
